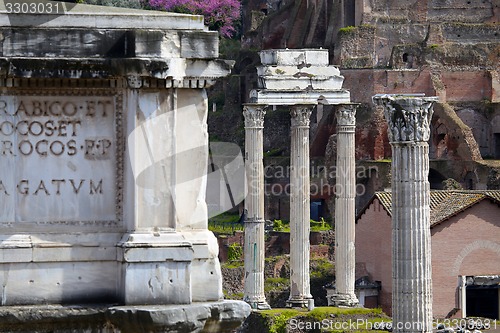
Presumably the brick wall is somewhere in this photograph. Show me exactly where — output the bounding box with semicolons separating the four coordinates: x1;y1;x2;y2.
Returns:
356;197;500;317
341;69;495;105
431;199;500;318
355;198;393;314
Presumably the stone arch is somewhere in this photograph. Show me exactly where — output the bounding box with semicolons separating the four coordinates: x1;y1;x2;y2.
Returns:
463;171;478;190
430;119;449;159
452;240;500;277
455;108;490;157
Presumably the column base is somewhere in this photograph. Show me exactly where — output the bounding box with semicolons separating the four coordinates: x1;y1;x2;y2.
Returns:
286;297;314;309
243;298;271;310
327;292;359;307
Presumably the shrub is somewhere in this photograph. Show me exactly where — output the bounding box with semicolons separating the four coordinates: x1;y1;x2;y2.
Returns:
227;242;243;262
143;0;240;38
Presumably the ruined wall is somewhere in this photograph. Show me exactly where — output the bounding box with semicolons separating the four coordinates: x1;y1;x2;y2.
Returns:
212;0;500;224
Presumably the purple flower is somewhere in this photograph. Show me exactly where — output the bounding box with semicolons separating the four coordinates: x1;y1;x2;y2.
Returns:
144;0;240;38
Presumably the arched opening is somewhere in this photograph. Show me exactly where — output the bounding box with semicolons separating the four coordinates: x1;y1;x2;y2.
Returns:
464;171;477;190
429;168;446;190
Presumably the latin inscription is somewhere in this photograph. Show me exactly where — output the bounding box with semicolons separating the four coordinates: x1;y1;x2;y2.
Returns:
0;94;118;224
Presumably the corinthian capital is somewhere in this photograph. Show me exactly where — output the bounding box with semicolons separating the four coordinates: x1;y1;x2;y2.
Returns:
336;104;357;126
243;104;267;128
372;94;438;143
290;105;314;128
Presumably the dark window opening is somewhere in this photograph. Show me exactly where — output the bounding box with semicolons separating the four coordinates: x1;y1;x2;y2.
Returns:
402;53;409;62
429;169;446;190
310;199;324;221
495;133;500;159
344;0;355;27
466;287;499;319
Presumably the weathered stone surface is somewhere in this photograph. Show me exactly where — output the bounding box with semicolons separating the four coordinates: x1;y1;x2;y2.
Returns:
242;104;270;310
287;105;314;308
328;104;358;307
259;49;329;66
0;1;205;30
0;301;251;333
373;94;436;333
0;0;234;310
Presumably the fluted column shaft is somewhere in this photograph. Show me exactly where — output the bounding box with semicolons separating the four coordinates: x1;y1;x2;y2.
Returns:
374;95;436;333
331;104;359;307
287;105;314;308
243;105;270;310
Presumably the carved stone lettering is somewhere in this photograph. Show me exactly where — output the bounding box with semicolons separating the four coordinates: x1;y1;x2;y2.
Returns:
0;92;122;226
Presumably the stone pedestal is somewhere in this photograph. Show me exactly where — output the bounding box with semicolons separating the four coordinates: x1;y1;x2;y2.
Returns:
242;105;270;310
0;1;238;310
287;105;314;308
373;94;437;333
329;104;359;308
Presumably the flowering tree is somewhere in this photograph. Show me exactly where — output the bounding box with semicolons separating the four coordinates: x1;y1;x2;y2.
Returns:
144;0;240;38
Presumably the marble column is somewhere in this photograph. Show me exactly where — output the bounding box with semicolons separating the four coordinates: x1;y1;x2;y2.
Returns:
330;104;359;307
373;95;437;333
242;104;271;310
287;105;314;308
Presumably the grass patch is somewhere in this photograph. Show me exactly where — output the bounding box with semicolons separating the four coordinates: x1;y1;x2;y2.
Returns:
264;277;289;293
310;218;332;232
208;212;242;234
222;260;244;269
223;290;244;300
307;306;384;321
259;307;388;333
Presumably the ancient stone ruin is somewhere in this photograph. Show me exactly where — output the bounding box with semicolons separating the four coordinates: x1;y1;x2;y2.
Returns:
243;48;359;308
0;1;249;331
373;94;437;333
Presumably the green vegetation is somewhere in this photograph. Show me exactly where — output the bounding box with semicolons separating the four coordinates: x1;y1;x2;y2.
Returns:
208;222;243;234
259;307;389;333
223;290;244;299
272;218;331;233
339;26;357;34
227;243;243;262
219;38;241;60
310;258;334;279
429;44;440;49
264;277;289;293
272;219;289;232
222;260;244;269
210;211;240;223
310;217;331;232
264;148;284;157
442;178;463;190
208;212;242;234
